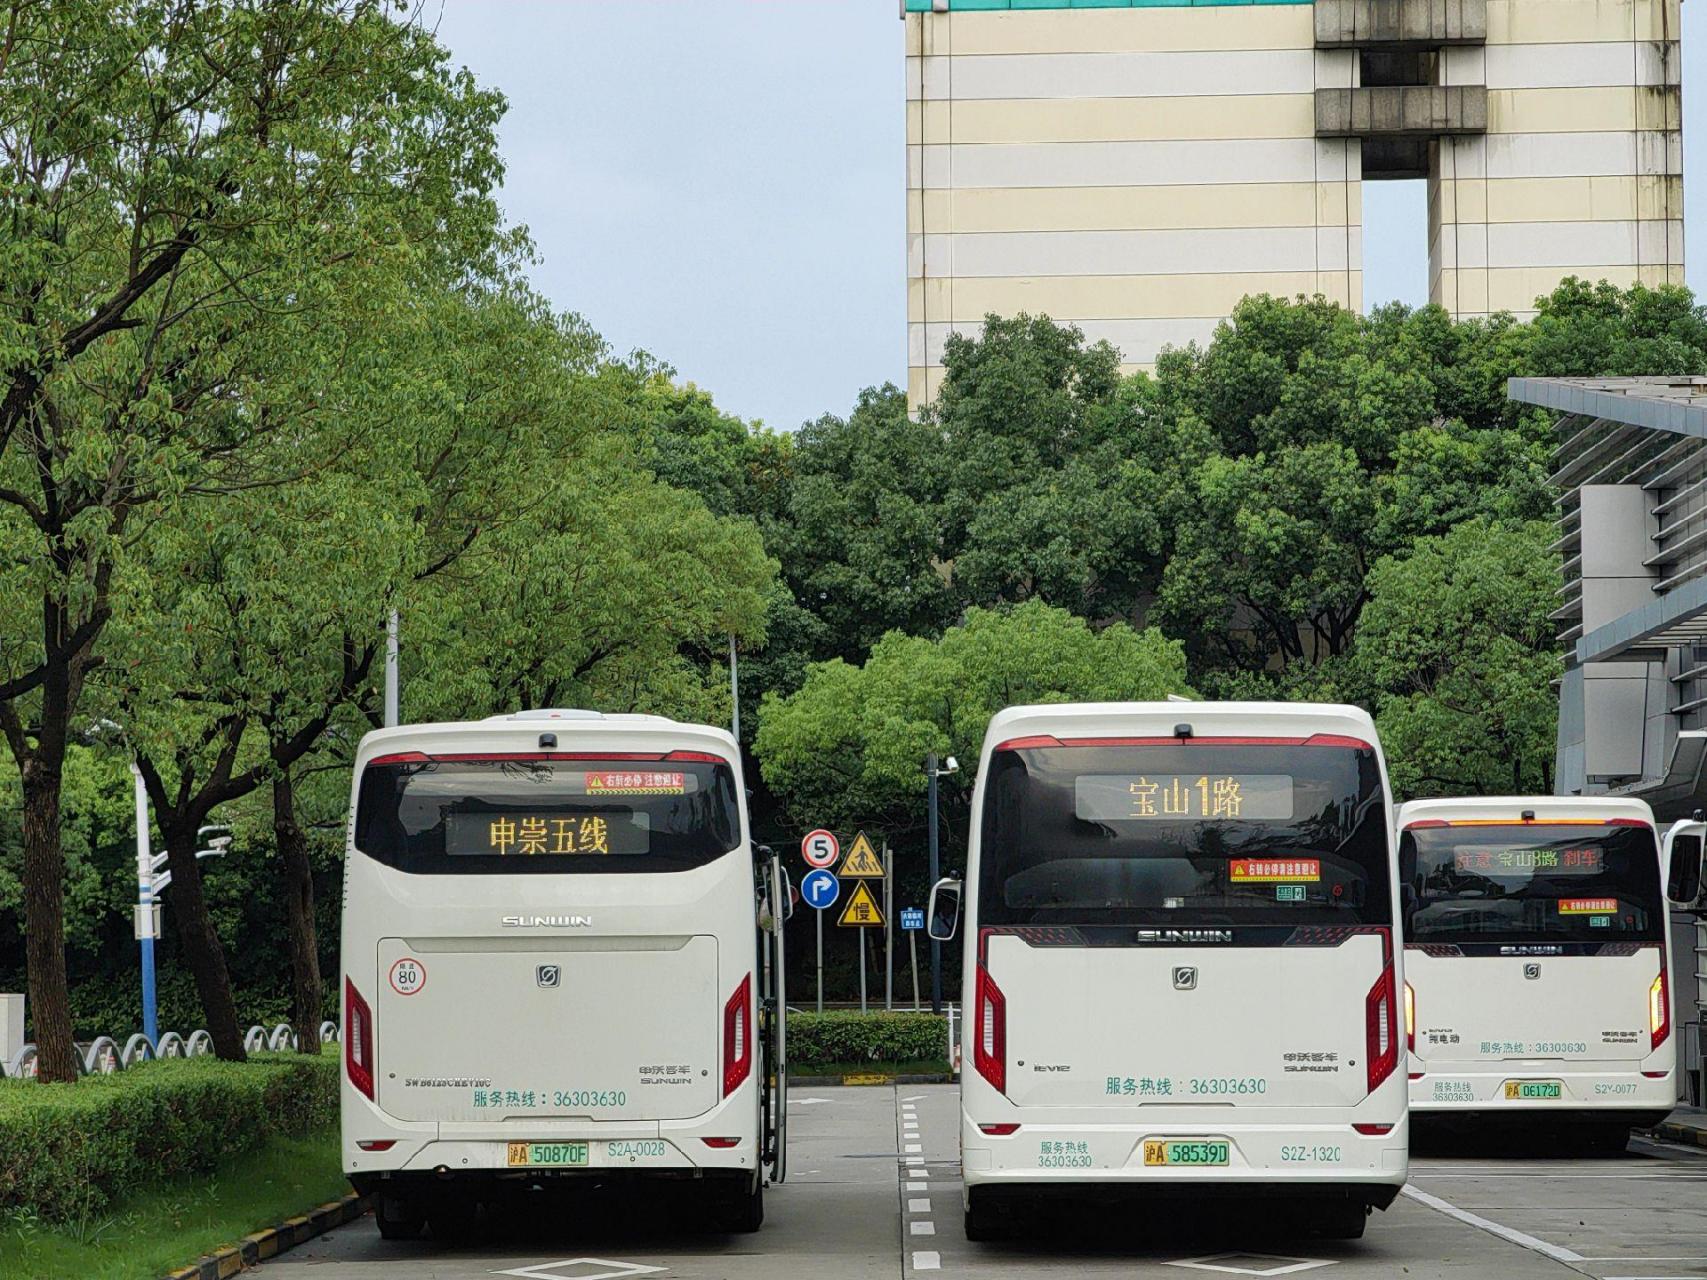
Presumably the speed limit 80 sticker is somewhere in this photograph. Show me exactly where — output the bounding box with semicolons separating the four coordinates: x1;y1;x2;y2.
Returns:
389;956;426;996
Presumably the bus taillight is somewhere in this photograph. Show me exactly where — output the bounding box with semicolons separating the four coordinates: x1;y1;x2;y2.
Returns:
973;965;1006;1094
345;978;375;1100
723;973;753;1097
1403;980;1415;1054
1365;964;1399;1094
1651;966;1670;1050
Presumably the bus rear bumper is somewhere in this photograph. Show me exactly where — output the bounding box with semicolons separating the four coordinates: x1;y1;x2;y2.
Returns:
960;1114;1407;1205
1410;1066;1674;1115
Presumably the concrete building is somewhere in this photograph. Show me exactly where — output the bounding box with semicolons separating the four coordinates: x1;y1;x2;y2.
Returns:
1512;377;1707;819
905;0;1685;410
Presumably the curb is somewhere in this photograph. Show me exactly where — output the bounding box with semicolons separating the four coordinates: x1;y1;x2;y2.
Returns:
789;1072;955;1086
164;1193;367;1279
1648;1121;1707;1148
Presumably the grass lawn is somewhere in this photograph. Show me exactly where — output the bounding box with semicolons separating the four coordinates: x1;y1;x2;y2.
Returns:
791;1058;953;1078
0;1128;348;1280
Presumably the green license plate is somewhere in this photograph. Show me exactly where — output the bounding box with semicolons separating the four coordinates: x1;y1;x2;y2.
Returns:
1504;1080;1563;1100
1143;1140;1230;1166
507;1141;589;1167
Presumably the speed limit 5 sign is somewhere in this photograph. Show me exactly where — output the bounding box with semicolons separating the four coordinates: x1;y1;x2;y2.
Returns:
801;828;840;869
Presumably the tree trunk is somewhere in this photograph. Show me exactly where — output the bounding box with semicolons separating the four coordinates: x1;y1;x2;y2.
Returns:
19;749;77;1083
273;767;323;1055
162;825;247;1061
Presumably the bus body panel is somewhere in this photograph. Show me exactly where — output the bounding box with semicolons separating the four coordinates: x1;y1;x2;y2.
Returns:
995;933;1381;1110
959;702;1407;1206
340;713;763;1187
1397;795;1675;1120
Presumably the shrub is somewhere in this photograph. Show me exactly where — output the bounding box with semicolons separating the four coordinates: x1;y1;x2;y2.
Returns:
789;1012;947;1067
0;1053;337;1224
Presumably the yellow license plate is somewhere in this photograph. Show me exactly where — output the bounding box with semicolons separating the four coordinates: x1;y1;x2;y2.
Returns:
506;1141;589;1167
1504;1080;1563;1100
1143;1139;1230;1167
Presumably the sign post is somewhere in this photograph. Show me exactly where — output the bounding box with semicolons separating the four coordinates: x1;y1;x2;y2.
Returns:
837;843;885;1016
901;907;925;1011
883;842;893;1012
800;831;842;1016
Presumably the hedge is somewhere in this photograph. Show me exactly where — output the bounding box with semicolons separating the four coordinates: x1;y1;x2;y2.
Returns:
789;1012;947;1067
0;1053;338;1224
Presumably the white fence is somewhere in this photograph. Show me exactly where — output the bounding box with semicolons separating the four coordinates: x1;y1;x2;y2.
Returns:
2;1021;340;1079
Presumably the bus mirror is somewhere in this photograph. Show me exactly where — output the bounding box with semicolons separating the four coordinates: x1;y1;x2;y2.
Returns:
778;867;796;922
927;877;962;941
1666;828;1703;906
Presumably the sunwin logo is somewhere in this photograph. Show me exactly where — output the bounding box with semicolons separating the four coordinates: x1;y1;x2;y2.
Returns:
1135;929;1233;944
502;915;593;928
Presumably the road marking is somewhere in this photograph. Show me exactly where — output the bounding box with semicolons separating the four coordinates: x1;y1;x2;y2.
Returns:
493;1260;667;1280
1401;1185;1584;1264
903;1094;926;1101
906;1156;924;1165
911;1220;937;1235
912;1251;941;1270
907;1181;929;1191
905;1143;923;1153
791;1096;833;1106
1163;1254;1333;1276
1415;1173;1707;1181
909;1197;932;1212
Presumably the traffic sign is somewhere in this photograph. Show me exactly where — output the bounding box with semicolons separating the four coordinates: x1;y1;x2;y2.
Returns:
901;907;924;931
801;828;840;869
840;831;884;879
801;868;840;911
838;880;885;927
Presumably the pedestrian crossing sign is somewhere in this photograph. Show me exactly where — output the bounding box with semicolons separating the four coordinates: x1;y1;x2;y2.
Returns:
840;831;884;878
837;880;885;928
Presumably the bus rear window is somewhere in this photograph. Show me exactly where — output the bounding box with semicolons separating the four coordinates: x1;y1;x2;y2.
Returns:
354;757;741;874
977;742;1391;930
1401;824;1663;942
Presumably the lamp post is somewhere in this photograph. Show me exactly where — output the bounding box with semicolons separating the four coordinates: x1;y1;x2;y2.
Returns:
132;776;231;1048
926;751;959;1014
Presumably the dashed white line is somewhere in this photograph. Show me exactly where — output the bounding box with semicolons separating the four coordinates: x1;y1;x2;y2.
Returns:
911;1220;937;1235
909;1197;932;1212
1401;1185;1584;1264
905;1144;923;1153
906;1181;929;1191
912;1251;941;1270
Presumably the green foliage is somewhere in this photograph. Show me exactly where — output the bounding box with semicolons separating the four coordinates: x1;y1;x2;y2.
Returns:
755;600;1191;839
0;1054;336;1224
1357;520;1562;798
787;1013;947;1067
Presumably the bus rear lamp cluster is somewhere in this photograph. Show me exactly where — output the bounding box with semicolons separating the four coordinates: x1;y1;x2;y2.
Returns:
973;965;1007;1095
357;1140;396;1152
1651;968;1670;1051
345;978;375;1101
978;1123;1020;1136
1403;981;1415;1054
723;974;753;1097
1365;961;1399;1095
702;1137;740;1148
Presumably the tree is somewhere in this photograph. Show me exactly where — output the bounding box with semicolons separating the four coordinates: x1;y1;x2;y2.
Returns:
1356;520;1561;798
753;601;1191;853
0;0;506;1078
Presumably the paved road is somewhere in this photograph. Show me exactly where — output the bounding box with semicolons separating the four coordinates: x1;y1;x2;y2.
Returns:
266;1086;1707;1279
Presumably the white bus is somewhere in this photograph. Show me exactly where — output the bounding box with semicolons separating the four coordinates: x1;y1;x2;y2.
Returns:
1397;795;1693;1150
340;710;788;1238
929;702;1407;1241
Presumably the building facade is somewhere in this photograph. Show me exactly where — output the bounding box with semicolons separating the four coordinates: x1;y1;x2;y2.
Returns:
905;0;1684;410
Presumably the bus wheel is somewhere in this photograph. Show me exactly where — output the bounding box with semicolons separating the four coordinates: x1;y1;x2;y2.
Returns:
963;1192;1002;1243
710;1179;764;1233
1315;1201;1368;1240
374;1193;425;1241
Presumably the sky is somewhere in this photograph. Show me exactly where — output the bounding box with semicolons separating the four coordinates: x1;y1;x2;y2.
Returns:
435;0;1705;433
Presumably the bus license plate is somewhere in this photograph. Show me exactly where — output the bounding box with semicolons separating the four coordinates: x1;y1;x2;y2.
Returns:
507;1141;589;1168
1504;1081;1563;1100
1143;1140;1230;1167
